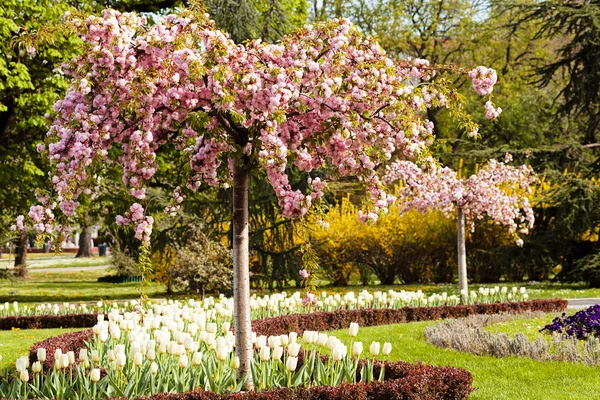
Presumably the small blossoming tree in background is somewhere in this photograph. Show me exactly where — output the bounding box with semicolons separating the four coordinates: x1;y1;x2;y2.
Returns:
384;155;536;302
19;5;501;389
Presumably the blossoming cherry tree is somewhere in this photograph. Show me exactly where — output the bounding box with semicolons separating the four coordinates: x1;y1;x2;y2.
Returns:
384;156;536;302
23;8;500;388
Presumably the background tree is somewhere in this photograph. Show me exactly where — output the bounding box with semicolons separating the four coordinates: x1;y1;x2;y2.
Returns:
384;157;536;300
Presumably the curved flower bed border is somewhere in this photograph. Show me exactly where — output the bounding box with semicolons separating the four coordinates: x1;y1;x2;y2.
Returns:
17;299;566;399
0;314;98;331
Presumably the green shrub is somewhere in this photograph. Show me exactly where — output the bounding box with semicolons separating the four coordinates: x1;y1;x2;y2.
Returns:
169;230;233;297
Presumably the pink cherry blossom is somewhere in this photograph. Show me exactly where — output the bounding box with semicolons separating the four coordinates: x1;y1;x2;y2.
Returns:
384;159;536;243
22;10;497;241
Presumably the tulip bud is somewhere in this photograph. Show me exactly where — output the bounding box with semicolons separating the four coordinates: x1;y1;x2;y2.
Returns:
221;321;231;333
272;346;283;361
382;342;392;355
91;350;100;363
116;352;126;369
286;356;298;372
232;356;240;369
316;333;328;346
179;354;189;368
37;348;47;363
19;369;29;383
259;346;270;361
352;341;363;357
288;332;297;344
107;350;116;362
348;322;359;337
151;361;158;375
332;343;347;361
67;351;75;365
91;368;101;382
134;352;143;367
369;342;380;356
32;361;42;374
192;352;203;366
287;342;301;357
79;348;88;362
61;354;69;369
147;348;156;361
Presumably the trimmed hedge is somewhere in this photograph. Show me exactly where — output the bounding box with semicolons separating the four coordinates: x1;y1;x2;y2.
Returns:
106;360;473;400
250;299;568;336
0;313;98;331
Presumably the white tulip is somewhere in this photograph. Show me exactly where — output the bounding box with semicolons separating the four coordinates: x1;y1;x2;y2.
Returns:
134;352;143;367
316;333;328;346
91;368;101;382
272;346;283;361
332;343;346;361
179;354;189;368
192;352;203;366
369;342;380;356
382;342;392;355
287;342;301;357
286;356;298;372
151;361;158;375
232;356;240;369
19;369;29;383
259;346;270;361
32;361;42;374
352;342;363;357
37;348;47;363
288;332;297;343
349;322;359;337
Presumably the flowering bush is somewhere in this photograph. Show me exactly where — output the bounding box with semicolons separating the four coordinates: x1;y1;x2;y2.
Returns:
540;304;600;339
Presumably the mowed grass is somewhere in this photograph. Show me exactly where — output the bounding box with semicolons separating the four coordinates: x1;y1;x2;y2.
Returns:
0;270;166;303
330;321;600;400
485;312;563;341
0;328;84;370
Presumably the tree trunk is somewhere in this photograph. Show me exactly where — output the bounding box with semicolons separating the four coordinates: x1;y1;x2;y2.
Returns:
14;232;28;278
76;225;93;258
457;208;468;303
232;162;254;391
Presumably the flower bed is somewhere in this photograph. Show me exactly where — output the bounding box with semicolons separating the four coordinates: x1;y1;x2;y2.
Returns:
541;304;600;339
28;299;566;371
425;311;600;366
0;298;564;399
0;286;531;320
251;299;567;337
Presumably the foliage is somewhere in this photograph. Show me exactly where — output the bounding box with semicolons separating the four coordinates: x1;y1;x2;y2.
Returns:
311;197;518;284
110;247;139;277
541;304;600;340
169;230;233;296
514;0;600;144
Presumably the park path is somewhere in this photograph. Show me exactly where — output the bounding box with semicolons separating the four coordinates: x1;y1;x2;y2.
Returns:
566;298;600;309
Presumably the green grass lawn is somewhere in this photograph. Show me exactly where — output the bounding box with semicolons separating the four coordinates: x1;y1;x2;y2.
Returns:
330;321;600;400
485;312;562;341
0;270;166;303
0;328;84;370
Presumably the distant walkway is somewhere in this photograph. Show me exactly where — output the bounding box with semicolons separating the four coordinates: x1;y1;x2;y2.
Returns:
566;298;600;309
